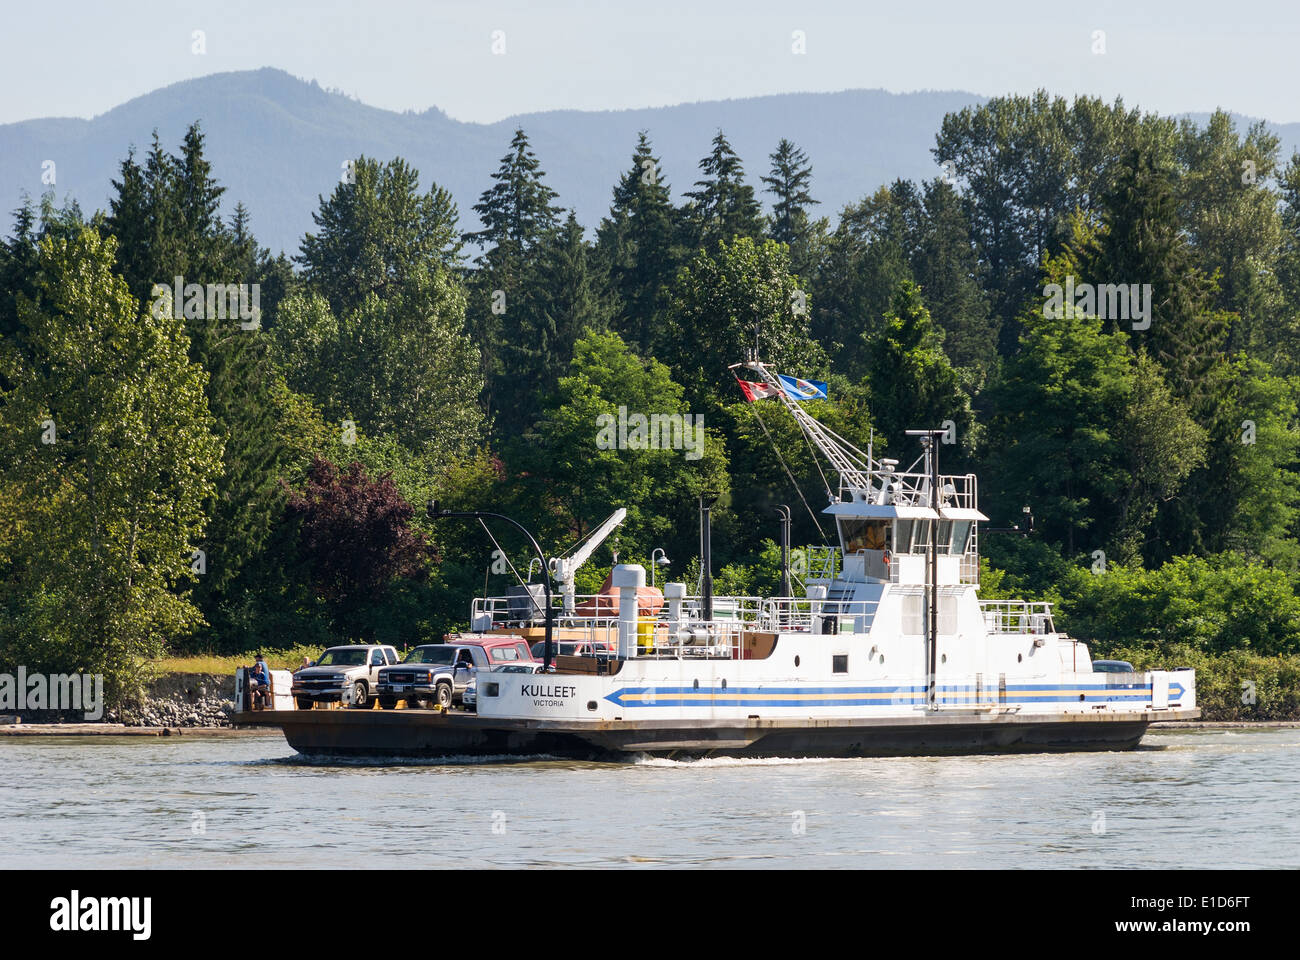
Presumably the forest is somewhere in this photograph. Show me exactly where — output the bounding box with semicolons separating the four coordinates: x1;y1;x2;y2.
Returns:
2;91;1299;717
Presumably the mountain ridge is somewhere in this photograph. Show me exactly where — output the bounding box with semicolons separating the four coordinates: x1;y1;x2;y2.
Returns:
4;67;1297;256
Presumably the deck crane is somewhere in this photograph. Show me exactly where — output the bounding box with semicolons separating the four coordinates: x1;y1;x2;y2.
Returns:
549;507;627;614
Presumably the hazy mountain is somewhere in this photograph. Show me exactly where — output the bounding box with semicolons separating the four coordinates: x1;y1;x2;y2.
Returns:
3;68;1299;256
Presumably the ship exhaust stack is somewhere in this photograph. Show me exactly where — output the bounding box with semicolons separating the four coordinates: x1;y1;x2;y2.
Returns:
613;564;646;659
700;494;717;622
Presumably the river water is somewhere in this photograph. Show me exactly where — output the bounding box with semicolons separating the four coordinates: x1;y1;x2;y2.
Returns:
1;727;1295;869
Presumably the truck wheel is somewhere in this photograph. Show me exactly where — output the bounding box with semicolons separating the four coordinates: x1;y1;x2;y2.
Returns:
296;698;313;710
350;681;369;708
435;682;453;709
378;696;397;710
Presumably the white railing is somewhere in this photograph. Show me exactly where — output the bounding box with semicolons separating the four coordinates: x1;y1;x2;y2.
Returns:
760;597;880;634
471;593;766;629
839;471;979;511
979;600;1056;635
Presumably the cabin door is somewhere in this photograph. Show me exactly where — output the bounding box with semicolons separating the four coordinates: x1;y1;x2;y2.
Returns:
1151;675;1169;710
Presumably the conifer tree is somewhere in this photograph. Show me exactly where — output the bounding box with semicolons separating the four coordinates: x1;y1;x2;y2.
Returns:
681;131;764;251
463;128;563;420
497;212;613;436
595;132;680;354
762;138;818;246
298;155;463;316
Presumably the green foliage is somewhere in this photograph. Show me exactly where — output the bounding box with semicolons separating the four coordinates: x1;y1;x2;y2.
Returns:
513;329;729;566
271;266;484;458
7;100;1300;708
0;228;223;702
1100;645;1300;721
493;212;614;437
863;279;975;460
658;237;826;411
596;132;682;355
681;131;765;250
1054;554;1300;657
297;155;463;315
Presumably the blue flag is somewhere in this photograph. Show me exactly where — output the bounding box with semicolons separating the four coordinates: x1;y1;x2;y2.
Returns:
777;374;828;401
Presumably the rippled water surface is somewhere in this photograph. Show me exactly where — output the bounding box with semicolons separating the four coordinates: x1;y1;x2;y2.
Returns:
1;727;1295;868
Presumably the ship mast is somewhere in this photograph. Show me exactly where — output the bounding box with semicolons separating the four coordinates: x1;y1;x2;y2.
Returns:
732;359;876;502
907;429;948;711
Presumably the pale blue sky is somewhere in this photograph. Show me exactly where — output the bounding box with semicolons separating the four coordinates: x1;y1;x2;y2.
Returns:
4;0;1298;125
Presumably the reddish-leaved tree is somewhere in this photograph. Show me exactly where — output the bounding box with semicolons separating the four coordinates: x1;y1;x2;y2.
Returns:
284;457;432;639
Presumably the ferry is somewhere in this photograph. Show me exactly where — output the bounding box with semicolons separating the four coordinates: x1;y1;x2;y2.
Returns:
237;359;1199;758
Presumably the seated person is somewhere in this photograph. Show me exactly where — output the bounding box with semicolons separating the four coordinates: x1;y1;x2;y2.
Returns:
248;661;271;710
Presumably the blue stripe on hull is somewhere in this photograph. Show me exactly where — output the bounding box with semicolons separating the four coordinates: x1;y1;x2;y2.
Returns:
603;681;1184;708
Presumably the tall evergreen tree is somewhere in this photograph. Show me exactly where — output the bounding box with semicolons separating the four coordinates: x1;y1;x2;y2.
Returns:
681;131;764;252
595;132;680;354
464;128;562;274
298;155;463;316
812;183;918;375
463;129;563;420
498;212;614;437
762;139;818;245
910;179;997;378
1085;149;1227;410
102;123;294;640
863;280;975;461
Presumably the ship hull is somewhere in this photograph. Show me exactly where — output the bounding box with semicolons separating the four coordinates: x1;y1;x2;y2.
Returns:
235;707;1198;760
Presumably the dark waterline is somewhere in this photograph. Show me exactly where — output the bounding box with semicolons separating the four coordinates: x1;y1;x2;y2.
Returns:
1;728;1295;868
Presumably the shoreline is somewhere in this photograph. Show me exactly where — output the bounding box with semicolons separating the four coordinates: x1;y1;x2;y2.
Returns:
2;719;1298;737
0;723;267;737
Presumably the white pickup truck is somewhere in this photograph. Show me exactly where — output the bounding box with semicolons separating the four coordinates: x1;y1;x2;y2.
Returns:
289;645;401;709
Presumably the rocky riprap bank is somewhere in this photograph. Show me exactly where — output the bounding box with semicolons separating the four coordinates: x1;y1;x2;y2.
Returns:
101;673;237;727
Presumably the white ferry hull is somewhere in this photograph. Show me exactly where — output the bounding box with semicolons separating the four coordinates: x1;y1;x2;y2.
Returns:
236;704;1198;759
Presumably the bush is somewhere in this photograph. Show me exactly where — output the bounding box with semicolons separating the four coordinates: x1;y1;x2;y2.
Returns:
1053;553;1300;657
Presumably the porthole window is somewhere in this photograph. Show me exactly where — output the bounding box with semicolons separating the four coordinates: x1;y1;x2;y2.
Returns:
794;655;801;667
940;653;947;664
1017;653;1023;663
832;654;848;674
721;678;727;690
693;679;699;689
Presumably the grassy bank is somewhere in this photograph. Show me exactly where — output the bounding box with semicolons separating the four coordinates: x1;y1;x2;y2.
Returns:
153;644;323;677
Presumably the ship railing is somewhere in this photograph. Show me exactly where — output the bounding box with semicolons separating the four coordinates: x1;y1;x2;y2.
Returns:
978;600;1056;635
470;593;767;630
760;597;880;634
636;618;750;659
802;545;841;581
840;471;978;510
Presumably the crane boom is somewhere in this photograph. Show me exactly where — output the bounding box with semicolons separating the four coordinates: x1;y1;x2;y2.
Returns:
549;507;627;613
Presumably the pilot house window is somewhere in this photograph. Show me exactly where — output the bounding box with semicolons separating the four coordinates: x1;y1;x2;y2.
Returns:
840;519;888;554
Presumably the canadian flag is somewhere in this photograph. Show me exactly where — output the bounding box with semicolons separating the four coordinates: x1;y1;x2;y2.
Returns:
735;378;781;402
